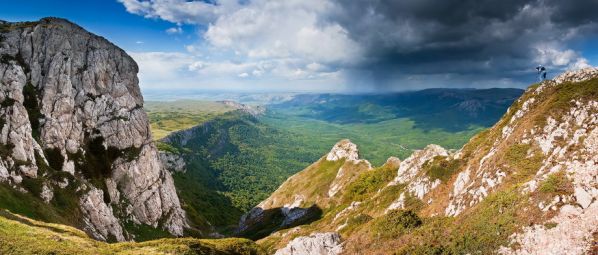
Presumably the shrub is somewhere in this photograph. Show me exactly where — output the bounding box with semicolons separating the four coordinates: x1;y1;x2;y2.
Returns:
544;222;558;229
538;171;573;195
373;210;422;238
345;166;396;201
156;141;180;154
342;213;373;234
422;156;462;182
396;244;445;255
504;143;543;182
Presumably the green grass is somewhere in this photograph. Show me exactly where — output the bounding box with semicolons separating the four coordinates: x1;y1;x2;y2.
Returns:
503;143;544;183
372;210;422;238
344;165;396;201
395;189;526;254
538;171;573;195
0;209;264;255
341;213;373;235
0;183;71;225
422;156;463;182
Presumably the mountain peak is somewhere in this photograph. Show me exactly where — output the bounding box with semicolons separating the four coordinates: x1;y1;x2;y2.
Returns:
326;139;359;161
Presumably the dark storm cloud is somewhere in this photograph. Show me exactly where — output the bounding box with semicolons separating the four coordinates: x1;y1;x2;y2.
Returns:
330;0;598;88
120;0;598;90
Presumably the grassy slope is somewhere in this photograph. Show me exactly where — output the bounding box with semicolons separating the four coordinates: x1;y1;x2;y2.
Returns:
146;100;236;140
0;210;263;255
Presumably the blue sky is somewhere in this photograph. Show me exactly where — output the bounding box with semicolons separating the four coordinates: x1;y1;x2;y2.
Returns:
2;0;597;92
0;0;194;52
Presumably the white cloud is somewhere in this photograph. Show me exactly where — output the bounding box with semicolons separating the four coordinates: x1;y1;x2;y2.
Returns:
128;50;343;91
128;52;194;88
118;0;240;25
203;0;362;65
165;26;183;34
119;0;361;90
534;45;590;70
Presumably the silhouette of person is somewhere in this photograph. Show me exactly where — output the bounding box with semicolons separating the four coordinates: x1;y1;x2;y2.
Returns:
536;65;547;81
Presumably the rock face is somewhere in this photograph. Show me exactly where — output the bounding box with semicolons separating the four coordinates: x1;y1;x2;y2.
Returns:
0;18;185;241
274;232;343;255
159;151;186;173
386;144;449;211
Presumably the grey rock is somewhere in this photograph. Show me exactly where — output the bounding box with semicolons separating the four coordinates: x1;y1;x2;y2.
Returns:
275;232;343;255
159;151;186;173
80;188;125;242
0;18;186;240
326;139;359;161
40;183;53;204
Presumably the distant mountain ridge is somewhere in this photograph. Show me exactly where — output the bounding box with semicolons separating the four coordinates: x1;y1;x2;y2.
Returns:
271;88;523;131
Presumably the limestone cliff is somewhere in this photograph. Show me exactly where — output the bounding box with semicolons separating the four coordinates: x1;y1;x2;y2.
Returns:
0;18;185;241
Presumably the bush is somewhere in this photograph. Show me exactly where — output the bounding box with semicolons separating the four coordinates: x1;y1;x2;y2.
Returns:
345;166;396;201
538;171;573;195
504;143;543;181
373;210;422;238
396;244;445;255
155;141;180;154
422;156;462;182
342;213;373;235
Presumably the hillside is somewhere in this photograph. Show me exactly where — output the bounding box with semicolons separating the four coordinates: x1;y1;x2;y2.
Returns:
154;88;517;233
242;68;598;254
0;209;262;255
0;18;185;241
151;88;520;231
159;110;323;233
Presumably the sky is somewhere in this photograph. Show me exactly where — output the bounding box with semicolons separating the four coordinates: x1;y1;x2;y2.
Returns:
1;0;598;92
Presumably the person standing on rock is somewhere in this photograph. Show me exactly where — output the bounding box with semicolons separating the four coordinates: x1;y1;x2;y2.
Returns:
536;65;547;81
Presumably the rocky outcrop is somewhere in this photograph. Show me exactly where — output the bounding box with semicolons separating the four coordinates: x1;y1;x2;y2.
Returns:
326;139;359;162
159;151;186;173
274;232;343;255
386;144;448;211
0;18;185;241
237;140;370;238
80;188;125;241
495;68;598;255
